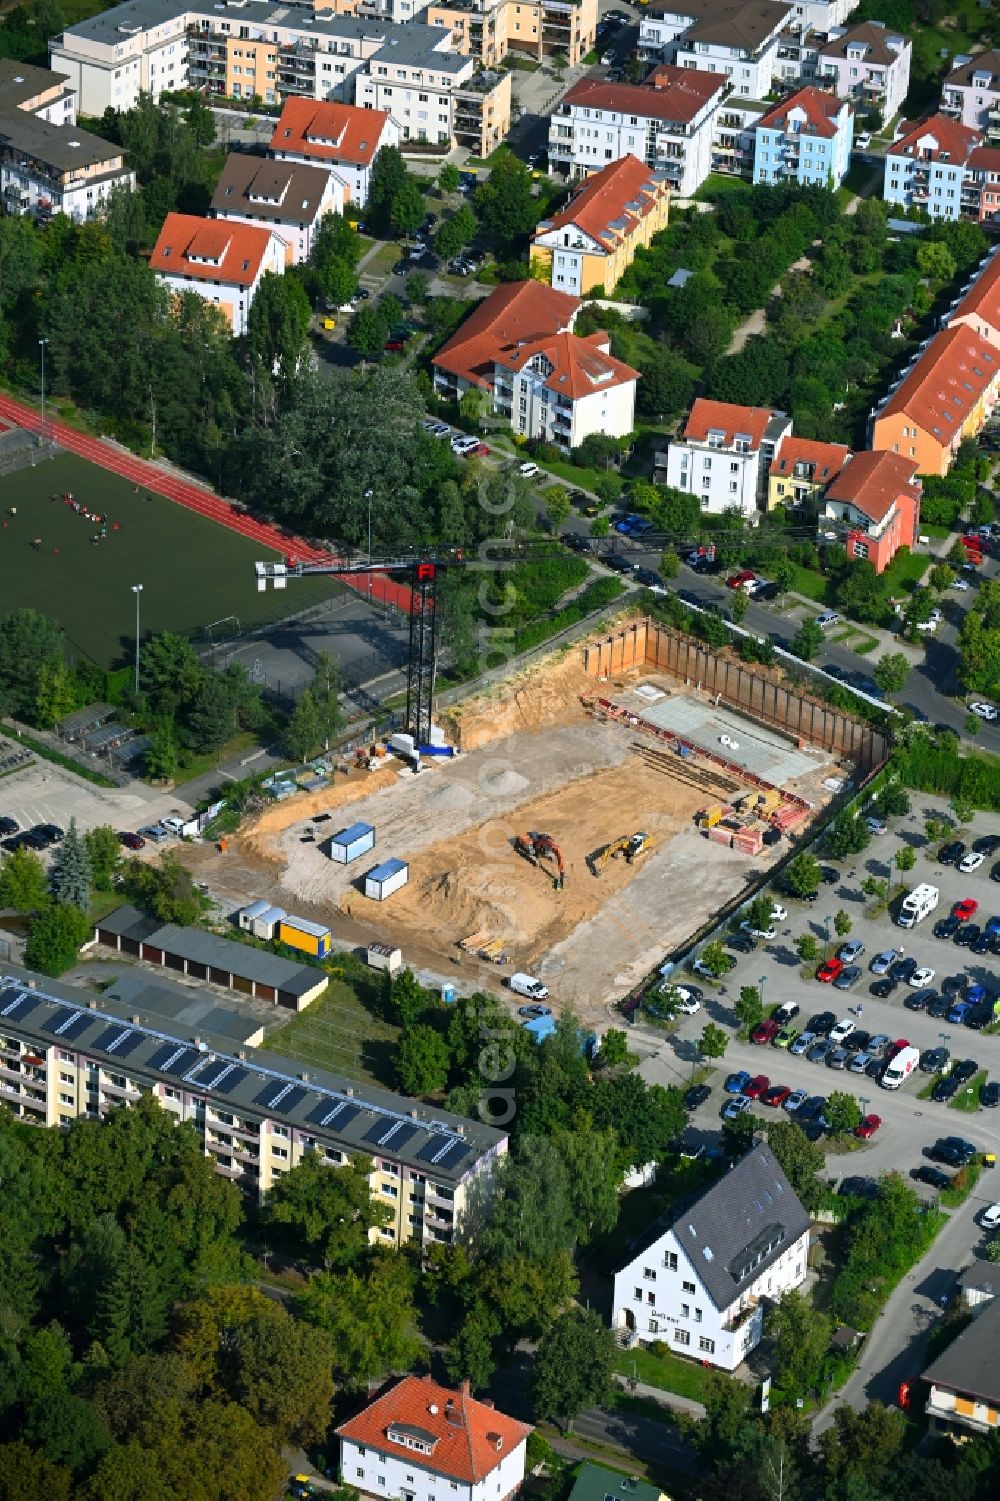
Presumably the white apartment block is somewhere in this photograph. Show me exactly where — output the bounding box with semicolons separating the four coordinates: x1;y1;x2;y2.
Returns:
152;212;289;335
639;0;795;100
665;397;792;517
354;31;511;154
0;967;506;1244
816;21;911;129
941;49;1000;139
269;97;400;209
612;1147;811;1373
884;114;982;221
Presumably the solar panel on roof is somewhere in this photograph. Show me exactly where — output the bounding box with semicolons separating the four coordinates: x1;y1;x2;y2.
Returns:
42;1007;76;1036
435;1140;468;1171
2;993;39;1023
110;1031;144;1060
148;1041;182;1072
253;1079;308;1113
58;1011;97;1041
189;1057;231;1089
0;988;26;1014
363;1118;418;1149
255;1078;290;1110
214;1065;249;1096
162;1048;200;1078
274;1084;307;1114
416;1134;449;1163
94;1024;128;1052
306;1099;361;1131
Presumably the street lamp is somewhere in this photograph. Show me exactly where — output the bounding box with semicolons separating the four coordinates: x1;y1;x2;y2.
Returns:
131;585;143;695
364;487;374;606
939;1030;951;1053
759;974;767;1013
38;337;48;448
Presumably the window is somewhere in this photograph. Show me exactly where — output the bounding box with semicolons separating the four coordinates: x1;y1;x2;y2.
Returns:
358;1448;366;1458
356;1470;364;1478
681;1303;690;1318
699;1336;716;1354
695;1308;703;1323
675;1328;691;1346
682;1280;696;1294
272;1146;288;1160
634;1287;643;1301
643;1267;656;1281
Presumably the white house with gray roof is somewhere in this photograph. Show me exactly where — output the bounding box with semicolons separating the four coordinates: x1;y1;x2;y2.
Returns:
612;1147;811;1371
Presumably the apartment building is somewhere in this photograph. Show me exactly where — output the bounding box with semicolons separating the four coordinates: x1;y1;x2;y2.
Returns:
612;1147;811;1372
753;85;853;188
211;155;339;262
151;212;288;335
767;435;851;510
338;1375;530;1501
961;145;1000;225
548;71;727;197
0;967;507;1238
710;96;765;178
940;49;1000;138
923;1296;1000;1438
883;114;982;220
821;449;920;572
664;397;792;517
638;0;795;100
426;0;597;69
433;280;640;449
354;28;511;154
50;0;190;115
269;96;398;207
944;244;1000;349
871;323;1000;477
531;154;670;296
815;21;911;127
0;57;76;124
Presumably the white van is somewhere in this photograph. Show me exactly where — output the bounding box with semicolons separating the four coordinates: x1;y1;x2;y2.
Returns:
508;973;549;1001
896;883;939;929
881;1045;920;1089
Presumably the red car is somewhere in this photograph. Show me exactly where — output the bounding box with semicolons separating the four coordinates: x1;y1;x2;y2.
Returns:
816;957;844;983
888;1037;910;1057
751;1019;781;1046
743;1074;770;1099
855;1114;882;1139
726;570;755;590
954;898;979;921
470;442;490;456
384;338;406;351
118;831;146;850
762;1084;792;1107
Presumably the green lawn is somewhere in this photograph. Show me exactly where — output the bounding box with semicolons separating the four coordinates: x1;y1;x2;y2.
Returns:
613;1344;715;1404
942;1159;983;1208
789;565;830;603
262;961;399;1088
881;549;931;594
921;523;953;540
951;1072;988;1112
694;174;752;202
0;454;346;667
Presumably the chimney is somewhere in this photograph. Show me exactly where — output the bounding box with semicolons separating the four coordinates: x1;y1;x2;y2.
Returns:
347;1086;355;1097
460;1379;470;1398
480;1398;494;1409
130;1015;140;1024
299;1072;310;1082
88;998;98;1009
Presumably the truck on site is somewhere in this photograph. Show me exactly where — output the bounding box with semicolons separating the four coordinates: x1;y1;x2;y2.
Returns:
896;883;939;929
881;1044;920;1089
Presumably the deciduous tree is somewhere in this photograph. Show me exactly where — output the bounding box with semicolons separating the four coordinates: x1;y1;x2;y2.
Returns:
24;904;90;976
531;1306;616;1429
263;1153;389;1270
824;1091;862;1136
700;1022;729;1059
763;1120;825;1211
397;1024;451;1096
767;1289;832;1394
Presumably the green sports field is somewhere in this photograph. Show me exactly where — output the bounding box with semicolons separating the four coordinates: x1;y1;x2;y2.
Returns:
0;453;342;667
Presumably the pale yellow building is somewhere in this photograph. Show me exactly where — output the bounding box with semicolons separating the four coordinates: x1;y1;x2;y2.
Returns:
766;435;852;512
531;154;670;297
426;0;597;68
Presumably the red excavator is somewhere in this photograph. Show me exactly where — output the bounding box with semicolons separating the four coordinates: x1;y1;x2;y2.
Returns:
514;831;565;891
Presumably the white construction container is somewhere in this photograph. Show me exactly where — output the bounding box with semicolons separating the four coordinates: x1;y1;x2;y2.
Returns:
252;905;286;941
330;821;376;864
238;899;270;933
367;943;403;973
365;858;409;901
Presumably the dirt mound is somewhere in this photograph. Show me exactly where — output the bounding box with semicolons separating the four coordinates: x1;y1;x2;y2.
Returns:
441;650;601;752
242;764;400;860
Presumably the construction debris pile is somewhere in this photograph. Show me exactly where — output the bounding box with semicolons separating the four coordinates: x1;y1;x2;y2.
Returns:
696;786;809;855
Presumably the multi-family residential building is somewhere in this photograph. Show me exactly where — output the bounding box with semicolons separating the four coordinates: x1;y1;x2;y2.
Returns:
664;398;792;517
50;0;190;115
821;450;921;572
211;156;339;262
151;212;288;335
883;114;982;220
815;21;911;128
710;96;766;178
753;85;853;188
531;154;670;296
433;280;640;450
0;965;507;1236
269;97;398;208
638;0;795;100
940;49;1000;138
567;1467;669;1501
338;1376;531;1501
547;71;727;197
612;1146;811;1372
871;323;1000;476
923;1296;1000;1438
960;145;1000;225
354;29;511;155
426;0;598;69
0;57;76;125
767;436;852;511
945;243;1000;349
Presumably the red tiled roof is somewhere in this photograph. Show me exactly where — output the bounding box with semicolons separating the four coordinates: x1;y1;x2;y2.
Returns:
562;74;724;127
878;324;1000;438
967;145;1000;173
499;328;640;400
533;154;667;252
824;450;920;524
647;62;729;106
270;98;392;166
151;213;277;288
433;280;581;390
948;249;1000;333
757;85;850;140
889;113;982;165
336;1376;531;1483
683;398;778;449
769;436;852;480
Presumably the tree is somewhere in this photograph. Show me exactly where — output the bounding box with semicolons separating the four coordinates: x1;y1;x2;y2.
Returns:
481;1139;577;1262
309;652;343;748
790;618;823;661
873;652;910;697
438;163;461;193
264;1153;389;1270
397;1024;451;1095
764;1120;825;1211
246;270;311;380
33;661;77;730
636;346;696;421
795;933;819;962
0;608;65;719
138;632;203;720
121;852;206;926
285;689;323;764
597;1029;631;1068
825;1091;862;1136
49;819;92;909
531;1307;616;1429
368;145;409;235
475;155;537;249
144;718;180;782
696;939;730;978
84;826;121;891
544;489;571;533
700;1022;728;1059
443;1306;499;1392
434;205;478;260
407;269;430;303
346;303;389;357
767;1289;832;1394
785;853;821;898
916;240;957;285
834;560;888;624
390;179;426;238
24;904;91;976
186;674;239;755
929;563;955;593
833;909;852;938
895;845;916;872
731;588;749;624
296;1258;423;1390
736;986;764;1032
0;846;50;912
827;810;871;859
660;550;680;579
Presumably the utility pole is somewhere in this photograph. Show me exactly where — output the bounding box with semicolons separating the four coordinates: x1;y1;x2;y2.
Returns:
38;336;49;448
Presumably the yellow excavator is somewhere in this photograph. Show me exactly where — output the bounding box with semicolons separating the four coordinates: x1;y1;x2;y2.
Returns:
589;831;651;877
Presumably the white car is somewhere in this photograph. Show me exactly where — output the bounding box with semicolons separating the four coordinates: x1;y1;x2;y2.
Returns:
741;920;776;941
160;816;186;835
518;461;540;479
908;966;936;988
829;1017;856;1043
855;131;872;149
952;577;971;591
770;903;787;922
665;986;701;1015
451;435;479;454
960;851;986;873
982;1203;1000;1230
970;702;998;721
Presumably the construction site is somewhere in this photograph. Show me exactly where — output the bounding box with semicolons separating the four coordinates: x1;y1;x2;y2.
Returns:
189;617;865;1026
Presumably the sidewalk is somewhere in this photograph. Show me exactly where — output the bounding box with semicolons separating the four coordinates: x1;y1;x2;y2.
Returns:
613;1370;706;1419
780;590;925;665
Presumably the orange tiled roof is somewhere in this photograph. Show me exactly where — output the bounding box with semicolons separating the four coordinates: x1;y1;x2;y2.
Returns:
948;249;1000;333
499;328;640;400
562;74;724;127
270;97;392;166
878;324;999;439
967;145;1000;174
336;1376;531;1483
757;85;850;140
824;450;920;524
151;213;277;288
890;113;982;165
683;398;778;449
769;436;852;481
533;154;667;253
433;280;581;390
647;62;729;106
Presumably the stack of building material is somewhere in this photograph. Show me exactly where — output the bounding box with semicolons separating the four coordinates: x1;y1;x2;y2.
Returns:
708;825;733;848
734;826;765;855
756;789;783;814
773;802;810;833
696;803;731;828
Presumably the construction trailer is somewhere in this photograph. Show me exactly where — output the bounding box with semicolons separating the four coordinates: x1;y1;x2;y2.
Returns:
252;905;287;941
238;900;270;934
367;943;403;973
278;915;332;959
330;822;376;864
365;859;409;901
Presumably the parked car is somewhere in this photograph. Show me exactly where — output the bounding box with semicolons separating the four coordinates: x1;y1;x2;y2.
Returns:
518;461;540;479
919;1046;950;1072
790;1031;816;1056
960;851;986;873
981;1081;1000;1108
870;948;897;974
117;831;146;851
939;841;967;865
830;1017;856;1043
810;1011;837;1036
933;1075;960;1103
834;965;863;991
807;1038;835;1063
848;1051;872;1074
955;923;981;949
751;1019;782;1045
870;976;898;998
762;1084;792;1107
908;966;936;988
855;1113;881;1139
838;939;865;964
970;702;998;721
954;897;979;921
953;1058;979;1083
784;1088;808;1113
685;1084;712;1110
913;1165;952;1190
743;1074;770;1099
0;816;18;836
724;1070;752;1094
774;1025;798;1048
817;957;844;983
905;988;938;1012
723;1095;752;1120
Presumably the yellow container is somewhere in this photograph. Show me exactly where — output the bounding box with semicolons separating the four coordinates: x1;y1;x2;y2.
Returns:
323;317;336;331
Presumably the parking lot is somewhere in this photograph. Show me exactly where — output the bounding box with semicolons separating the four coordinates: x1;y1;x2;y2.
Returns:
0;757;184;856
637;793;1000;1218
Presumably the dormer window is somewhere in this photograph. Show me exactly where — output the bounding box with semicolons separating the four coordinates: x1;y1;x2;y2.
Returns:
386;1425;439;1456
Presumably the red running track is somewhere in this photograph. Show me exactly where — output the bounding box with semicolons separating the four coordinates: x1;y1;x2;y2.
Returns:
0;392;412;613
